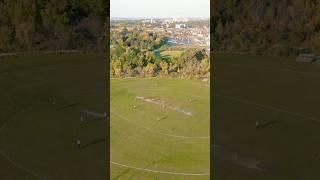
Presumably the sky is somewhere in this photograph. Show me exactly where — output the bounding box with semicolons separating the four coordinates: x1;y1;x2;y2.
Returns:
110;0;209;18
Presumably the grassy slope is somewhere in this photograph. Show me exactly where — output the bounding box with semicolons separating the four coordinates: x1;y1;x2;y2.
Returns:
213;53;320;180
110;78;210;180
0;54;107;180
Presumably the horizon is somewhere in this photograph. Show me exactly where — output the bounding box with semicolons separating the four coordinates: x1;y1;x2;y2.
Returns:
110;17;210;19
110;0;209;18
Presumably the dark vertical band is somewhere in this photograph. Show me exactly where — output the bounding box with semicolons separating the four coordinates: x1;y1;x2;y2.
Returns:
105;0;111;178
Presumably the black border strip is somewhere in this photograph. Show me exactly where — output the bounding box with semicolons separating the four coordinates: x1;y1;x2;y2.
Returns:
106;0;110;179
210;0;215;178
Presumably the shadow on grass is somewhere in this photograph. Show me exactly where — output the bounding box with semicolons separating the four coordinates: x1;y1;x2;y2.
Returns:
83;117;106;125
81;137;107;149
157;116;167;121
55;102;79;111
112;169;131;180
257;120;279;129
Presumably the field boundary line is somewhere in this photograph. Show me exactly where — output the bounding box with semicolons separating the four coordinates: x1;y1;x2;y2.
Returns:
0;105;36;131
0;89;105;180
111;111;210;139
0;104;46;180
0;149;45;180
215;94;320;123
110;161;210;176
218;63;320;77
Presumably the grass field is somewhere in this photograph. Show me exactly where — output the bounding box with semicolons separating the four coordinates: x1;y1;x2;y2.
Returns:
213;53;320;180
160;51;183;58
0;54;107;180
110;78;210;179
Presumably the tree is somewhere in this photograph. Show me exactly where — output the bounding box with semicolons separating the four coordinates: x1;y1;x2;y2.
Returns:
159;61;169;75
111;59;122;77
144;63;156;77
311;33;320;52
201;58;210;76
213;0;320;55
0;25;13;51
0;0;107;52
110;26;210;78
15;22;34;49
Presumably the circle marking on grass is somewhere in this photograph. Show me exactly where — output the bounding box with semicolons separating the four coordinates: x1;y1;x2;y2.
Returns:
110;161;210;176
218;63;320;77
0;90;106;180
0;104;46;180
215;94;320;123
111;111;210;139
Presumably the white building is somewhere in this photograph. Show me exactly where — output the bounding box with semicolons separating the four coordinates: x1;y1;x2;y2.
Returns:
175;24;186;29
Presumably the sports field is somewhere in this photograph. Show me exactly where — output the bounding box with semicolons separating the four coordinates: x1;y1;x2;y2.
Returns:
110;78;210;179
213;53;320;180
0;54;107;179
160;51;183;58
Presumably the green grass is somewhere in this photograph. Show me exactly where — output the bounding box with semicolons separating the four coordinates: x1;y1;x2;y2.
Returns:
213;53;320;180
0;54;107;180
160;51;183;58
110;78;210;180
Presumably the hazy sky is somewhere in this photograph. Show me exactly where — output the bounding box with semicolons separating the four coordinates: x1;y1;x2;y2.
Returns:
110;0;209;18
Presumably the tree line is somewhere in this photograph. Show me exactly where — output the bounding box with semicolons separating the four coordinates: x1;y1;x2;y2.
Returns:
212;0;320;56
0;0;107;53
110;28;210;79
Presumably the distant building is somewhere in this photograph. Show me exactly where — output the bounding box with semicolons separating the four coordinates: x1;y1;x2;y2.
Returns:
164;19;174;24
141;20;149;23
175;24;186;29
141;19;156;24
161;22;169;28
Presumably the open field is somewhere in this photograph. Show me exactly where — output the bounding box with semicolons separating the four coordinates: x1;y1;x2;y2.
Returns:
0;54;107;179
110;78;210;179
160;51;183;58
213;53;320;180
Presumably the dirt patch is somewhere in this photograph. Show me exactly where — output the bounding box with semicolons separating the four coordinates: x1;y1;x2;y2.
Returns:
213;145;268;172
135;96;192;116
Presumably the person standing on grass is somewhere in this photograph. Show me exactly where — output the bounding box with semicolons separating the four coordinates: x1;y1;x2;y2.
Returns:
255;121;260;128
80;113;84;122
77;139;81;148
104;112;107;121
